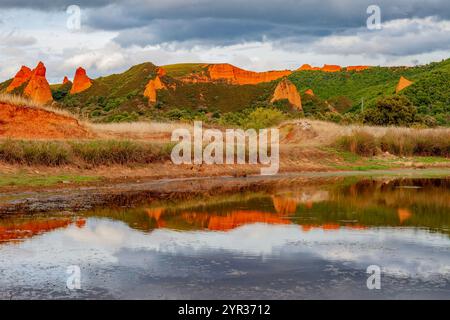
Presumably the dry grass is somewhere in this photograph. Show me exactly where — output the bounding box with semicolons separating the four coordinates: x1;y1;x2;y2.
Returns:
336;127;450;157
0;93;79;120
0;139;173;166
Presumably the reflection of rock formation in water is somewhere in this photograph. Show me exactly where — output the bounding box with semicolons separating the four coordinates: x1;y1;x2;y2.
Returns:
0;218;84;243
397;208;412;224
272;191;330;213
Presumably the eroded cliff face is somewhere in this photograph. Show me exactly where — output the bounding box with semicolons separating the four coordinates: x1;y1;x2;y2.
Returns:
395;76;413;93
297;64;369;72
347;66;370;71
271;78;302;110
144;76;166;103
62;76;70;84
208;63;292;85
321;64;342;72
70;67;92;94
6;66;32;92
23;62;53;104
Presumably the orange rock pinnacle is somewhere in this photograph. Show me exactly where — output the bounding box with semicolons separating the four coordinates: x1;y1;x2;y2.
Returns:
271;78;302;110
23;62;53;104
6;66;32;92
70;67;92;94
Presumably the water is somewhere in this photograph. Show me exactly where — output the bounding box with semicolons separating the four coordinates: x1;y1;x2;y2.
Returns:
0;176;449;299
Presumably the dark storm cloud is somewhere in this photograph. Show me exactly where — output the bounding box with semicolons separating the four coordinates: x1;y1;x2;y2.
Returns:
2;0;450;55
0;0;113;9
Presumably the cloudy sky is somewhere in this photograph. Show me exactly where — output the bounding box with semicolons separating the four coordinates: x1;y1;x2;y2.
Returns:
1;0;449;83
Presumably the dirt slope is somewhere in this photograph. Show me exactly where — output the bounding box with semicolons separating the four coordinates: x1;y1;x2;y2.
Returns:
0;103;91;139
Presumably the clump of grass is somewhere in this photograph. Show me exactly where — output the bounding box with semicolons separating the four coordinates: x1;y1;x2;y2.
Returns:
70;140;172;165
0;139;173;166
336;128;450;157
0;140;70;166
336;130;378;156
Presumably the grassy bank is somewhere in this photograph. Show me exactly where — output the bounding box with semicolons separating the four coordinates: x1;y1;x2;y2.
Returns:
336;128;450;157
0;139;173;166
0;173;100;187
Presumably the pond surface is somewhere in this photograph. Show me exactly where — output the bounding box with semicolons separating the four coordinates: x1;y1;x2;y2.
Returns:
0;175;449;299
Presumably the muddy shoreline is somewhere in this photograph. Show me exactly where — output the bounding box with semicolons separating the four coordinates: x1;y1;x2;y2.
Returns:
1;168;449;214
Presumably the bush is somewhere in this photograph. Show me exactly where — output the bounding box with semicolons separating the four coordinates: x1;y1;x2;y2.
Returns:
363;96;417;126
242;107;285;130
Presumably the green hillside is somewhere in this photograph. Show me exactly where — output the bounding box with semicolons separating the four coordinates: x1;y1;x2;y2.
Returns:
288;58;450;125
55;62;158;122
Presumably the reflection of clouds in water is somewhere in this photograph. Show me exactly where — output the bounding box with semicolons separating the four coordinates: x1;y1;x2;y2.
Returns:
62;220;450;280
1;219;449;284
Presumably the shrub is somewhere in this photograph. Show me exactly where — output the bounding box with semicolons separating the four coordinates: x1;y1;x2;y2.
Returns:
242;107;285;130
363;96;417;126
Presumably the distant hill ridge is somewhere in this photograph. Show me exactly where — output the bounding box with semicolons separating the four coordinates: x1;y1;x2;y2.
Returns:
0;58;448;125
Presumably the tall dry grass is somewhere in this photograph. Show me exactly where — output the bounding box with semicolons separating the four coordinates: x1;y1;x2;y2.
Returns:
0;93;79;119
0;139;173;166
336;127;450;157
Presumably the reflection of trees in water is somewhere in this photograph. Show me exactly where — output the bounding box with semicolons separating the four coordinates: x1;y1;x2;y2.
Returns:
3;177;448;241
80;178;449;236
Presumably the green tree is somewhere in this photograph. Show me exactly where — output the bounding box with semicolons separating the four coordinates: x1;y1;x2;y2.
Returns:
363;96;417;126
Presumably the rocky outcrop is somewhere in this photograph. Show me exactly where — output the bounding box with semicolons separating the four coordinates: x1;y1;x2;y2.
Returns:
305;89;314;96
6;66;32;92
297;64;367;72
208;63;291;85
271;78;302;110
70;67;92;94
144;76;166;103
321;64;341;72
347;65;370;72
297;64;320;71
23;62;53;104
395;76;413;93
63;76;70;84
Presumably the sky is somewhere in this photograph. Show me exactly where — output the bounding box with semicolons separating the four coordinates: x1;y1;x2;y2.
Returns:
0;0;449;83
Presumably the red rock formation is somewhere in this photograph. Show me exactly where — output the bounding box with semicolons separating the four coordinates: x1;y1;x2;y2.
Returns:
23;62;53;104
6;66;32;92
70;67;92;94
395;76;413;93
208;63;291;85
143;76;166;103
305;89;315;96
346;65;370;72
156;67;166;77
321;64;341;72
63;76;70;84
271;78;302;110
297;64;314;71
